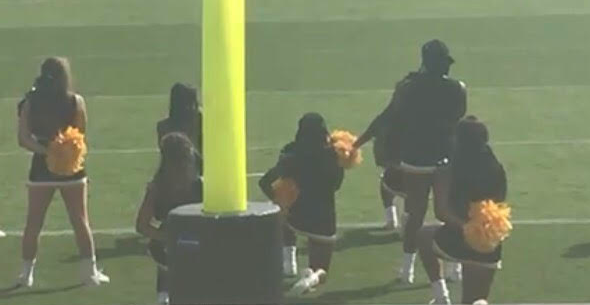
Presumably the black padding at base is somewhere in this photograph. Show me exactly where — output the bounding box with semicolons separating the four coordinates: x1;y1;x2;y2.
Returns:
166;202;283;305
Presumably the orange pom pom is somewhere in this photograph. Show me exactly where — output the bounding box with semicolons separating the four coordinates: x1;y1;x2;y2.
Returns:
46;126;87;176
463;200;512;253
330;130;363;169
271;177;299;211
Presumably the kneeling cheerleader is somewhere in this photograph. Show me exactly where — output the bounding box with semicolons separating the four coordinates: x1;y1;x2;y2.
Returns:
417;116;511;304
259;113;361;295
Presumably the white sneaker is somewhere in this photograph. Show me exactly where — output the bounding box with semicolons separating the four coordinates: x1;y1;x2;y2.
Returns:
283;246;297;277
0;230;6;238
290;268;325;295
83;269;110;286
429;297;451;305
16;272;33;288
398;265;415;284
444;262;462;282
157;292;170;305
473;299;488;305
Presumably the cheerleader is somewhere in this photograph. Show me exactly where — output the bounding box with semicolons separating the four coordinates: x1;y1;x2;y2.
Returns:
355;76;407;232
259;113;344;294
136;133;203;305
16;57;109;287
417;116;507;304
157;83;202;172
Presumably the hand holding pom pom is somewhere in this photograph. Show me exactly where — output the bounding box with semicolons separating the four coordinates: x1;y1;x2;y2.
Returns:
46;126;87;176
463;200;512;253
271;177;299;212
330;130;363;169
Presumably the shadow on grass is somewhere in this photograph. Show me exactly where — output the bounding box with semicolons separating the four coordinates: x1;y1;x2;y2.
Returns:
298;227;400;256
0;284;83;299
61;236;148;263
562;242;590;258
286;280;428;304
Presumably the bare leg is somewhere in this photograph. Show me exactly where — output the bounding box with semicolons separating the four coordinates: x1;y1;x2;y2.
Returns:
308;238;334;273
22;185;56;260
61;182;109;285
432;167;451;223
462;263;496;304
417;225;444;282
60;183;94;258
403;172;432;253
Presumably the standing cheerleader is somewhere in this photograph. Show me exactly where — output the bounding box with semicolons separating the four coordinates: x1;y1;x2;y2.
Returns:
136;133;203;305
259;113;345;294
16;57;109;286
417;116;508;304
157;83;202;171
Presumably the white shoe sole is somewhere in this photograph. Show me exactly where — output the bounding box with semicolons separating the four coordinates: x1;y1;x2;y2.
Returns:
83;271;110;287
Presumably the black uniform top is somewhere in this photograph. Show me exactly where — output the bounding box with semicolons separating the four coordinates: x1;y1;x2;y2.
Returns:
259;142;344;236
152;178;203;222
449;145;507;220
361;72;466;167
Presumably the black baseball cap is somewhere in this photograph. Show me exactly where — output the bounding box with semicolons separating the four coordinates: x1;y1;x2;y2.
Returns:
421;39;455;65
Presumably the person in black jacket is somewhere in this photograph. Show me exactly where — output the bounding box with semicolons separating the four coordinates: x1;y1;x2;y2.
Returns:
417;116;507;304
355;40;466;284
259;113;344;295
136;133;203;305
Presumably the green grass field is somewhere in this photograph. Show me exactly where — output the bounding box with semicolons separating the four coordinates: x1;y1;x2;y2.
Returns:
2;0;590;304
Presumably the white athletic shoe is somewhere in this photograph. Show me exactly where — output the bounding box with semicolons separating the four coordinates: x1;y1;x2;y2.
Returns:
444;262;462;282
290;268;326;295
398;266;415;284
16;272;34;288
473;299;488;305
157;291;170;305
429;297;451;305
82;269;110;286
283;246;298;277
0;230;6;238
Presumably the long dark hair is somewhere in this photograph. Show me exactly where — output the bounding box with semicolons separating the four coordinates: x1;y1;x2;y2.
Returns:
28;57;76;137
153;132;199;195
168;83;198;127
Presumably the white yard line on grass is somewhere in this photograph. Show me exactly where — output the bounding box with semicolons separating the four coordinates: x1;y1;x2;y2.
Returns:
4;218;590;237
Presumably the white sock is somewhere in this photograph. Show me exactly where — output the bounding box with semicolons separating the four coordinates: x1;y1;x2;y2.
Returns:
403;252;416;273
21;258;36;276
431;279;450;300
284;246;296;259
81;256;98;275
385;206;397;223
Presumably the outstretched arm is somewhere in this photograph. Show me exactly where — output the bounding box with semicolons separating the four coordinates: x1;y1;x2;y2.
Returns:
354;89;401;149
